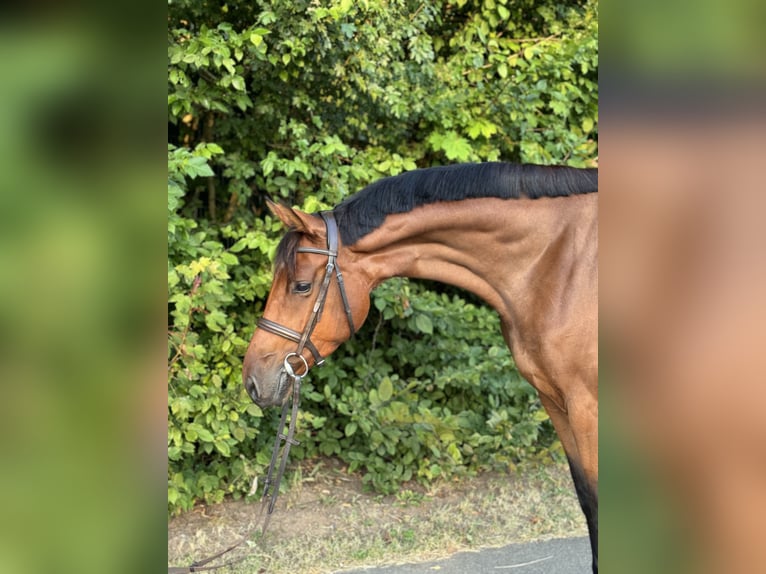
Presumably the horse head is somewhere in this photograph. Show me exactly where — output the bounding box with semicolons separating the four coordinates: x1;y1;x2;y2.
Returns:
242;201;371;408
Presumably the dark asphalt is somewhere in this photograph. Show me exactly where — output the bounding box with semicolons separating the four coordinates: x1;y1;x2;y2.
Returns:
336;536;591;574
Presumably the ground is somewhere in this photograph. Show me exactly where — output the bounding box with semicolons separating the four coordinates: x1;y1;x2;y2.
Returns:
168;457;586;573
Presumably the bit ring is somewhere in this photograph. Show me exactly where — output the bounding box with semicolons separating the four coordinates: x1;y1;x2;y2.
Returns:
283;352;309;378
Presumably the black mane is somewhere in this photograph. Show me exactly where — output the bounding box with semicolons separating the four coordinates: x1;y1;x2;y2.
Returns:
333;162;597;245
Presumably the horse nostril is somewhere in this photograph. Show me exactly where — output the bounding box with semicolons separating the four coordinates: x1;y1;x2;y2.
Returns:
245;374;259;403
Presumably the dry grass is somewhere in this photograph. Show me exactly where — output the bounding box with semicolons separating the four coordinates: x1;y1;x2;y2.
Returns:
168;459;586;573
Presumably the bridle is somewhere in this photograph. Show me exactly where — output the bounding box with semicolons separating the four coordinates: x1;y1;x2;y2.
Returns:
252;210;357;534
168;211;356;574
253;210;356;540
257;210;356;370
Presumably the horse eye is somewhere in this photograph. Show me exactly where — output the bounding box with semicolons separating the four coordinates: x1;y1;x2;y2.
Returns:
293;281;312;295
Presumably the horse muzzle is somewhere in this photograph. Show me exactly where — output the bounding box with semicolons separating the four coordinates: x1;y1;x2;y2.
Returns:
244;369;288;408
244;353;309;408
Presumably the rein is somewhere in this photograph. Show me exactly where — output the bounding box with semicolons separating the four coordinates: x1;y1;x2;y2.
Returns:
169;211;354;573
168;357;304;574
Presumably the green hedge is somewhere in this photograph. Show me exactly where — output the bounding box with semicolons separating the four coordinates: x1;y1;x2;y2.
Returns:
168;0;596;515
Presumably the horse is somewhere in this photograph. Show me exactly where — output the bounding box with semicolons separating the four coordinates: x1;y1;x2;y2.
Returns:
242;162;598;572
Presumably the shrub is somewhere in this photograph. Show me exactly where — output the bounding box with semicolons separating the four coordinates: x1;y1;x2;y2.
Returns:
168;0;596;514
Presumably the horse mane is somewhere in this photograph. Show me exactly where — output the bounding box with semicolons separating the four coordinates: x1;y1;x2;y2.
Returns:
274;162;597;278
333;162;597;245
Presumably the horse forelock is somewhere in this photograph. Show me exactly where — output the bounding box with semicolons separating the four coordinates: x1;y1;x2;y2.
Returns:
274;229;303;286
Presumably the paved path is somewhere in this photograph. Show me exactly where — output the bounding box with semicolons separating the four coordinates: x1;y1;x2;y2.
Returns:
336;536;591;574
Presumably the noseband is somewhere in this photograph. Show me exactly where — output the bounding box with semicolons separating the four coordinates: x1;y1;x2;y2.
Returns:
257;211;356;371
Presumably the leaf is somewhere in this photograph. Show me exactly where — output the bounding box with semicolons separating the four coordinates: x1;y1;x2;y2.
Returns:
447;443;462;462
229;238;248;252
167;182;184;211
345;422;358;437
220;252;238;265
414;314;433;335
533;409;550;423
205;309;227;332
466;119;498;140
185;156;214;178
168;269;179;290
428;131;472;161
215;440;231;456
246;404;262;417
196;426;214;442
235;94;252;111
249;28;270;46
203;143;224;155
378;377;393;402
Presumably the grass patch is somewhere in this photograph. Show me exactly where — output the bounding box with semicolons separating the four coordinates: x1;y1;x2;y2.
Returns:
168;458;586;573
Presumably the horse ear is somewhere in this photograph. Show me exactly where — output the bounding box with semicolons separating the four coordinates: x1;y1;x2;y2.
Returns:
265;199;322;235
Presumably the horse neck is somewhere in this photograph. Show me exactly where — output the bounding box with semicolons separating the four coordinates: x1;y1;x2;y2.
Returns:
347;195;597;322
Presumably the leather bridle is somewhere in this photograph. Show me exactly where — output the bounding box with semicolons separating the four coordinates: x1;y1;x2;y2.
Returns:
256;210;356;371
168;211;357;574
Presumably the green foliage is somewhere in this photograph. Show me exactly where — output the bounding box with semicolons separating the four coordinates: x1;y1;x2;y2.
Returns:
168;0;596;514
292;280;561;494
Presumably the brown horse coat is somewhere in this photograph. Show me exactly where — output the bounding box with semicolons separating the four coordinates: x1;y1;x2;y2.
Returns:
243;163;598;571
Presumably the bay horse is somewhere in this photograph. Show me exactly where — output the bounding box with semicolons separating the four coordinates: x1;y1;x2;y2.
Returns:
242;162;598;572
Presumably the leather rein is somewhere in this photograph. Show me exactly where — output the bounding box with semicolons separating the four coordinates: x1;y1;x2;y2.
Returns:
169;211;355;573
